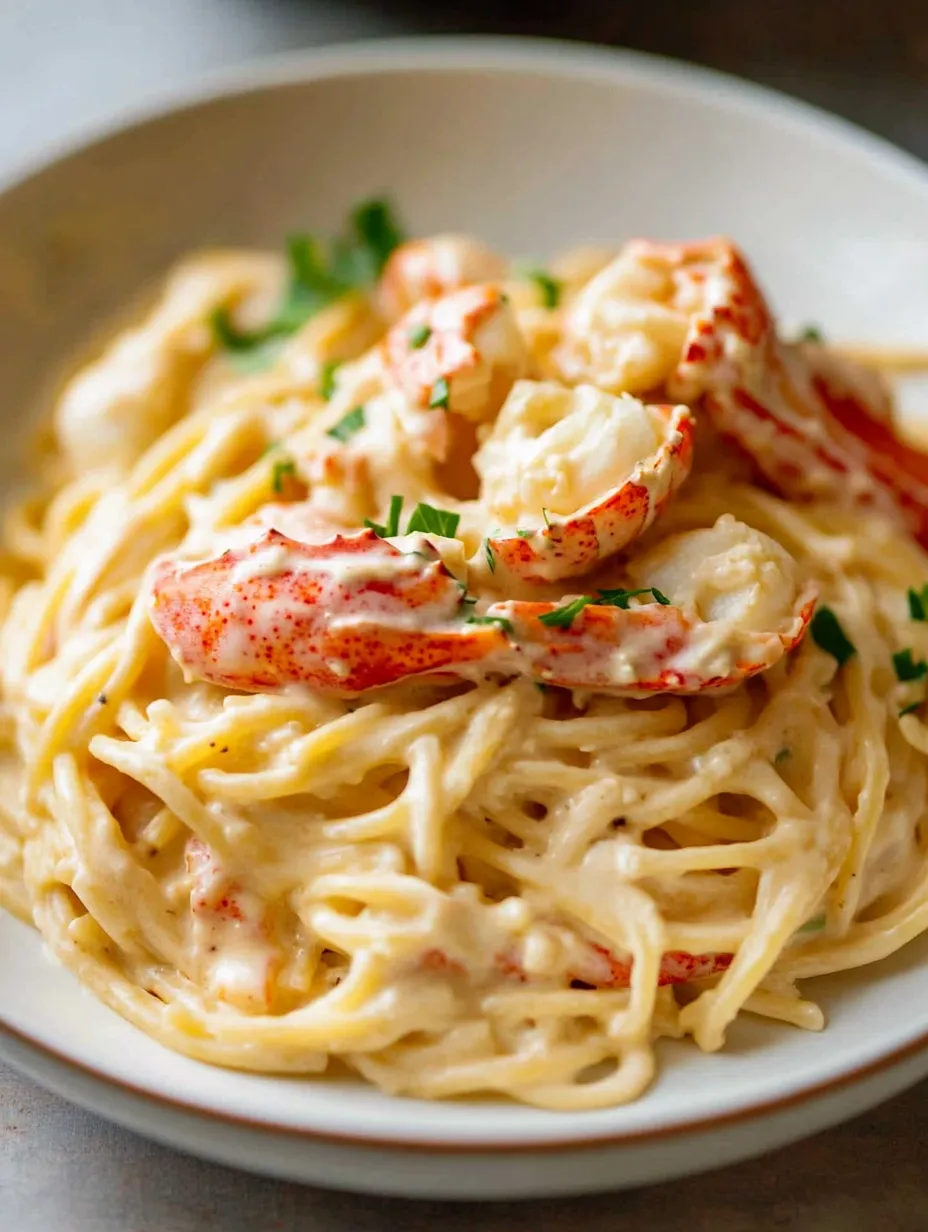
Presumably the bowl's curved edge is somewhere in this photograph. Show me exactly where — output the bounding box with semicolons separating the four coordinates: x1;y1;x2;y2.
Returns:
1;36;927;200
4;1013;928;1197
5;1003;928;1155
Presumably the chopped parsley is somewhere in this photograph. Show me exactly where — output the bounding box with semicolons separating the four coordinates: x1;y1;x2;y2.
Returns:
798;324;824;344
538;596;595;628
365;493;404;539
405;501;460;538
900;701;923;718
542;507;553;529
428;376;450;410
516;529;534;539
798;912;826;933
810;606;856;667
908;585;928;621
409;323;432;349
596;586;671;610
209;198;404;361
271;458;297;494
484;539;496;574
774;747;792;765
893;648;928;682
319;359;342;401
466;614;514;634
326;404;366;443
526;268;562;309
538;586;673;629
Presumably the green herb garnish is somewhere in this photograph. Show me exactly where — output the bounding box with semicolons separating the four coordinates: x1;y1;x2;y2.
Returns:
526;268;562;309
409;323;432;349
271;458;297;494
542;507;553;529
798;912;826;933
209;198;404;360
405;501;460;538
429;376;450;410
798;324;824;344
900;701;922;717
348;198;405;279
319;359;342;401
893;648;928;682
538;596;595;629
516;529;534;539
810;606;856;667
908;586;928;621
774;747;792;765
326;404;366;443
365;493;404;539
485;539;496;574
466;614;514;634
596;587;671;610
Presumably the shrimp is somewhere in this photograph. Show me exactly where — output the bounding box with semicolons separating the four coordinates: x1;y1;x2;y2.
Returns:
378;233;509;321
184;836;280;1012
382;284;530;462
559;237;928;545
149;528;506;694
474;381;695;582
149;516;814;697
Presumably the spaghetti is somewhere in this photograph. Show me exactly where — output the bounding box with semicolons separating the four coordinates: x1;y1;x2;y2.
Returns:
2;211;928;1110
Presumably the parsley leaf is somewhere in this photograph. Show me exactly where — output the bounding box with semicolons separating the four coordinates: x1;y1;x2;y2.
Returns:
908;586;928;621
810;606;856;666
596;587;671;610
365;493;404;539
526;268;562;309
774;746;792;765
271;458;297;494
798;912;826;933
210;198;405;359
516;529;534;539
319;359;342;401
350;198;405;278
429;376;450;410
405;501;460;538
538;596;595;628
409;323;432;349
485;539;496;574
542;507;553;529
893;648;928;682
798;324;824;344
900;701;922;717
210;306;265;352
326;405;366;443
466;614;514;634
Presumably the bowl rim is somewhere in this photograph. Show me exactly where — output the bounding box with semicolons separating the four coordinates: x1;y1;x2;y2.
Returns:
2;34;927;198
3;33;928;1154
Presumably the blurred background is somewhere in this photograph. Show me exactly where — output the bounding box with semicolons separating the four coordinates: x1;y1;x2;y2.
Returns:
2;0;927;180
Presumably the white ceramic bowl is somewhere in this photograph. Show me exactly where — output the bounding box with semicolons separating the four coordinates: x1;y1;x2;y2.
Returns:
3;37;928;1201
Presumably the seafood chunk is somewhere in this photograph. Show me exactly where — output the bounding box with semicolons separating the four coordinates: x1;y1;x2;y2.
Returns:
490;518;816;694
561;237;928;545
475;381;695;582
149;528;505;694
555;243;692;394
378;234;509;320
185;836;280;1012
150;518;813;698
383;284;530;460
